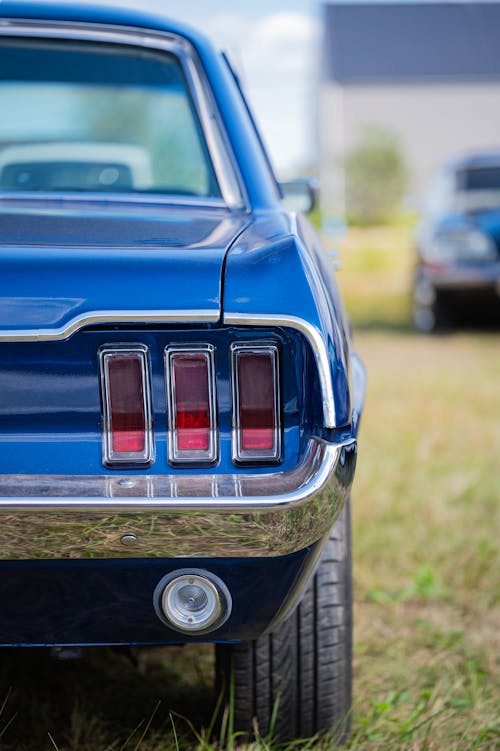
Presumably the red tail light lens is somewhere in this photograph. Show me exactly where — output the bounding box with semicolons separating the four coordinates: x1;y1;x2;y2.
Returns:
173;355;210;451
231;343;280;462
99;345;154;466
165;345;217;464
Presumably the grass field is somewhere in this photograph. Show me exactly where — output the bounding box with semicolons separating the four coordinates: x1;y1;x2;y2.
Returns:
0;227;498;750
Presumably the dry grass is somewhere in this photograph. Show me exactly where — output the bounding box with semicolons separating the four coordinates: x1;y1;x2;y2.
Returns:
337;226;499;751
348;330;499;751
334;224;415;331
0;226;498;750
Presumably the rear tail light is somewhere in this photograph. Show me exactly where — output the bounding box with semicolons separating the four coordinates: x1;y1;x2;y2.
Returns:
231;343;280;463
165;345;217;464
100;339;281;469
99;345;154;466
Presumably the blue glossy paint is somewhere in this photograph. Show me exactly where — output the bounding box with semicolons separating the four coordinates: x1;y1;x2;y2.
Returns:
0;202;248;329
464;209;500;255
223;212;352;427
0;326;308;474
0;545;318;646
0;3;364;647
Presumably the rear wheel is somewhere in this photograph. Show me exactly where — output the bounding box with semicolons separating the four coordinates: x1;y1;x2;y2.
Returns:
413;273;453;332
215;500;352;743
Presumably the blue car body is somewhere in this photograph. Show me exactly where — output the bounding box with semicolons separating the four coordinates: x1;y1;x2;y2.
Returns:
0;2;364;651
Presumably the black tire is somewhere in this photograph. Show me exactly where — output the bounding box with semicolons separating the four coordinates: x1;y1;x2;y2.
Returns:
412;274;453;333
430;292;454;332
215;500;352;743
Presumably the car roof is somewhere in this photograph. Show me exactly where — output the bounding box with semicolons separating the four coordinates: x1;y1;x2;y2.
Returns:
448;151;500;173
0;2;209;50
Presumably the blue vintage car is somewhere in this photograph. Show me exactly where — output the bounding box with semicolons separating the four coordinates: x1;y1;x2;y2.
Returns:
413;152;500;331
0;1;365;742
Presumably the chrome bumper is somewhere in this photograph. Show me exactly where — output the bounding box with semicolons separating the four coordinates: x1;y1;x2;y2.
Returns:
0;437;356;559
424;262;500;290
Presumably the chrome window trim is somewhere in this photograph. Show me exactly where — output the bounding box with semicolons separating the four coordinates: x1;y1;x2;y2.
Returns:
165;343;218;465
99;343;155;467
182;47;245;209
224;312;337;428
0;309;219;342
0;191;228;208
230;341;281;463
0;20;246;209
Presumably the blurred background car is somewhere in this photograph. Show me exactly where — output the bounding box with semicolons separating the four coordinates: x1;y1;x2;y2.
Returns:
413;152;500;331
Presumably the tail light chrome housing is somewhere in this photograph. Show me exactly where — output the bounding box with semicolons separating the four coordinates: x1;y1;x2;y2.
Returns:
165;344;218;465
99;339;281;469
231;342;281;463
99;344;154;467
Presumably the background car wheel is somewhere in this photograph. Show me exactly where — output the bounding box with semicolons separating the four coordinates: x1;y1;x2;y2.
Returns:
432;294;454;331
215;500;352;743
413;283;453;333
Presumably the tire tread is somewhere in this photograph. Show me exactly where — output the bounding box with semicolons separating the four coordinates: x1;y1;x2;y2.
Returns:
215;500;352;743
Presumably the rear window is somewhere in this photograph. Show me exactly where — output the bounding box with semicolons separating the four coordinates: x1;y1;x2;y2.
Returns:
0;38;221;198
457;166;500;192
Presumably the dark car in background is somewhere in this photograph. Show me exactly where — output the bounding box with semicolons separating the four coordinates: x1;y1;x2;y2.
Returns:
413;152;500;331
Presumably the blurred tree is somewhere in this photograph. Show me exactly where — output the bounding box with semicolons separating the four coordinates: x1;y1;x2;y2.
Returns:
344;126;408;225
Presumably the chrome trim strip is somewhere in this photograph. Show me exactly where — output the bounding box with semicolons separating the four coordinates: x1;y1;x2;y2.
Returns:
0;191;228;209
224;313;337;428
0;309;219;342
0;21;246;209
0;438;357;559
230;342;281;463
165;344;218;465
99;344;155;467
182;53;245;209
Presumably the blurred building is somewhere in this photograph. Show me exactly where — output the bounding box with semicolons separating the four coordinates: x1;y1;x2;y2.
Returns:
319;1;500;220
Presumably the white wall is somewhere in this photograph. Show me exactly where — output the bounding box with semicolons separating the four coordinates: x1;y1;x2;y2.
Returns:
319;81;500;217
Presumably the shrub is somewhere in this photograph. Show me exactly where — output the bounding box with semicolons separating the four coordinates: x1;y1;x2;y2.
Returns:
344;126;408;225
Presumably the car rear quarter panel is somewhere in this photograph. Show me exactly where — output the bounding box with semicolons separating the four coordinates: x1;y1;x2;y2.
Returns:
222;211;352;429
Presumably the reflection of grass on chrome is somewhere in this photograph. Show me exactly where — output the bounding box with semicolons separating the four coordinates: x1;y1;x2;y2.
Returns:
0;502;338;559
0;228;498;750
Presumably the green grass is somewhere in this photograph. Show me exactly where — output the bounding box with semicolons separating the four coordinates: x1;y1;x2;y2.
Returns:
0;227;498;750
348;330;499;751
335;224;414;330
337;226;499;750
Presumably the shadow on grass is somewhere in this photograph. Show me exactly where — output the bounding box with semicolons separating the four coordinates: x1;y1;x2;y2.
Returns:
0;645;215;750
350;318;413;335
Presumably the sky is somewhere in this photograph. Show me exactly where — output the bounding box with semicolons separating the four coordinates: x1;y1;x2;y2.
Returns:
13;1;500;175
